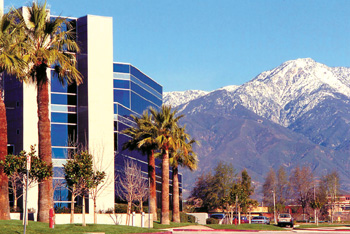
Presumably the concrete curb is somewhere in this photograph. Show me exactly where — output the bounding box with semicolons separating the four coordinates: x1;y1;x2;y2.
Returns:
173;229;259;232
296;228;350;232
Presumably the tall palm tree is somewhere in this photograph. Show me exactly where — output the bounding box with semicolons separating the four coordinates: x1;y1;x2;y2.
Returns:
122;110;159;221
150;105;183;225
13;1;82;222
170;126;198;223
0;12;26;220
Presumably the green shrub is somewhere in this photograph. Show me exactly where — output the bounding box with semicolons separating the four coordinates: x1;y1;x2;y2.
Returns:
115;203;128;213
54;206;70;214
180;212;196;223
206;218;219;224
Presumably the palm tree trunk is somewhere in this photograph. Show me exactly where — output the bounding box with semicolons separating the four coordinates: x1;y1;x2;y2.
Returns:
0;91;10;220
37;81;53;223
172;165;180;223
148;150;157;221
161;148;170;225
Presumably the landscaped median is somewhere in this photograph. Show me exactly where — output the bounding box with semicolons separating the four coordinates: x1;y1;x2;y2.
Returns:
0;220;169;234
206;224;286;231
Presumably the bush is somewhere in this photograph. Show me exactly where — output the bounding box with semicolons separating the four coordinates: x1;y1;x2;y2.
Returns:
10;207;22;213
54;206;70;214
180;212;196;223
206;218;219;224
115;203;128;213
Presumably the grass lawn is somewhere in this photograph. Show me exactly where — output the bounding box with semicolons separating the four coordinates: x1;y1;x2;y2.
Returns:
153;221;199;229
207;223;286;231
0;220;167;234
296;223;350;229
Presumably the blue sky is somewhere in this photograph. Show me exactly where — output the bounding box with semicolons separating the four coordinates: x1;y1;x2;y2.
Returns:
6;0;350;92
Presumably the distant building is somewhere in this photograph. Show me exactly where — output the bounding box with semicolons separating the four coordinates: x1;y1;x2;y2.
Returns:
4;7;181;217
326;194;350;216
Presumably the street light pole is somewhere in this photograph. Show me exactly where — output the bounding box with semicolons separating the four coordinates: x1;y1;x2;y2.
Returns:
272;190;276;224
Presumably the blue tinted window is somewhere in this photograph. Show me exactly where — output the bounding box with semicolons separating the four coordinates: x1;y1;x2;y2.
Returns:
118;122;130;133
118;115;136;127
51;113;77;123
51;93;76;105
117;105;131;117
114;90;130;108
51;124;77;146
130;75;162;99
114;80;130;89
53;179;69;201
114;104;117;114
131;82;162;106
51;75;77;93
52;148;68;159
51;105;76;113
53;167;65;178
130;66;162;93
131;93;158;115
113;63;130;73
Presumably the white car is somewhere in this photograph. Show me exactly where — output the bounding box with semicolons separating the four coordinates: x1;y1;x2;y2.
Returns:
277;213;293;227
251;216;270;224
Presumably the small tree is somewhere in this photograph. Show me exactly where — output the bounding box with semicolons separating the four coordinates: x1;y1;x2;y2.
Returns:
116;159;148;225
289;166;314;221
310;197;323;226
0;145;52;211
320;171;339;223
89;170;106;224
63;151;105;226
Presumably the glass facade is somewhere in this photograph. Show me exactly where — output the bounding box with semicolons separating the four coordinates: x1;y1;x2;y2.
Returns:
5;14;183;212
113;63;183;206
51;71;78;209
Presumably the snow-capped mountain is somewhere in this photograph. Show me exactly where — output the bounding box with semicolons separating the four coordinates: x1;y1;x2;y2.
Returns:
233;58;350;127
163;90;209;107
169;58;350;194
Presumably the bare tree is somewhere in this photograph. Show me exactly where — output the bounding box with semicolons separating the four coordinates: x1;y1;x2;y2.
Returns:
289;166;314;221
262;168;277;207
89;145;112;224
134;173;149;213
116;159;148;225
320;171;339;223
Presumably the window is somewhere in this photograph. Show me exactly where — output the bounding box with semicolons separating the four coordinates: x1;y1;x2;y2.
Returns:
114;90;130;108
51;113;77;124
51;93;77;105
51;124;77;147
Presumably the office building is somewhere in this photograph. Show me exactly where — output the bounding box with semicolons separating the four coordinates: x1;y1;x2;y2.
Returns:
4;8;182;216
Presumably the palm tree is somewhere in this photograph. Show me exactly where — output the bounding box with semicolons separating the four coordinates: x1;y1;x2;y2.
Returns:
150;105;183;225
122;111;159;221
170;126;198;223
13;1;82;222
0;12;26;220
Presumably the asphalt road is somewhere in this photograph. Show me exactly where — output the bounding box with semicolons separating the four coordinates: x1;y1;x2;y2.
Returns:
172;231;350;234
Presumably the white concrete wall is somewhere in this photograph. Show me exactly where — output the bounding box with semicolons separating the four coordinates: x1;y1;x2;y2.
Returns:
86;15;115;212
11;212;153;228
0;0;3;16
22;82;39;214
187;213;209;225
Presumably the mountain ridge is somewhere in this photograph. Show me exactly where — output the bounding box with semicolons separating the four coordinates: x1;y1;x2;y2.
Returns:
163;58;350;196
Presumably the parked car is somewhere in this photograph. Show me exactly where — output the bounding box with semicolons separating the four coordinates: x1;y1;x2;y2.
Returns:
210;213;225;224
277;213;293;227
233;216;249;224
251;216;270;224
210;213;225;220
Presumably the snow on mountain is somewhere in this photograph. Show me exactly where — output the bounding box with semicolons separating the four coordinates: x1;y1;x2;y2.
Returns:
232;58;350;126
163;90;209;107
